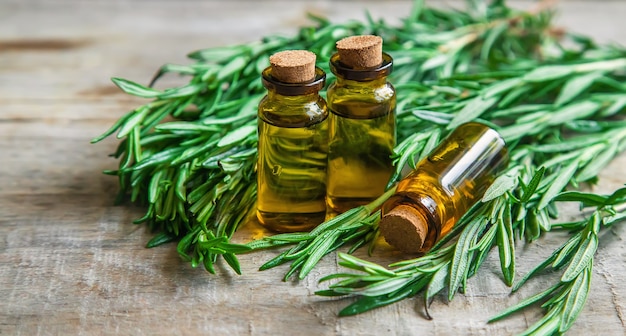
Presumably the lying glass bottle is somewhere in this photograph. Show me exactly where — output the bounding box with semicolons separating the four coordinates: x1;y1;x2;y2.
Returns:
379;122;509;254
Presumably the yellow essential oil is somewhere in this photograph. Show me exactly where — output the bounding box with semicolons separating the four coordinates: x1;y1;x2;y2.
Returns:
326;35;396;213
256;50;328;232
379;122;508;254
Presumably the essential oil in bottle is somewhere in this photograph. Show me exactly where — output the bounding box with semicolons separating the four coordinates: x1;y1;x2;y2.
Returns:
256;50;329;232
379;122;508;254
326;35;396;214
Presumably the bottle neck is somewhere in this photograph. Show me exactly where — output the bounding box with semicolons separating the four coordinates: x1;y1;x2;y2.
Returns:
266;90;320;104
262;66;325;97
333;75;388;89
329;52;393;82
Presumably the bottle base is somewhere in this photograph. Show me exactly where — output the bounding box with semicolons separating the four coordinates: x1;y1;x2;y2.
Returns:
256;210;326;233
327;196;377;214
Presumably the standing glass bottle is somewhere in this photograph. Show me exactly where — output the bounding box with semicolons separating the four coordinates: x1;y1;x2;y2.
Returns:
326;35;396;213
379;123;509;254
257;50;328;232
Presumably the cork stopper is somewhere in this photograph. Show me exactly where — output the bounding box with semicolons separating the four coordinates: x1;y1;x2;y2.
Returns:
379;205;428;253
269;50;316;83
336;35;383;69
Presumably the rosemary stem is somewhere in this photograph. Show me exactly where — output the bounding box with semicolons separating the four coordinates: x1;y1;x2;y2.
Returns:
364;186;398;214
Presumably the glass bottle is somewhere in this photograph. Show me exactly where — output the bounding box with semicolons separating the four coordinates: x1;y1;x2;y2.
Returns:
256;50;329;232
326;35;396;213
379;122;508;254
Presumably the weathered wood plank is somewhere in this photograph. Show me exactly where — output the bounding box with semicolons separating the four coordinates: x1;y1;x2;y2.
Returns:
2;1;625;101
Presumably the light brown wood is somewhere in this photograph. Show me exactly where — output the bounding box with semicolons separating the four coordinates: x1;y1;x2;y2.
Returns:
1;1;625;335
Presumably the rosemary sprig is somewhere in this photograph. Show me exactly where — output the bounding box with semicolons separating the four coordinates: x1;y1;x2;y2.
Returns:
93;0;554;273
316;188;626;323
315;197;508;318
318;191;626;329
313;56;626;333
488;188;626;335
93;0;626;333
251;53;626;277
245;188;396;280
243;0;562;275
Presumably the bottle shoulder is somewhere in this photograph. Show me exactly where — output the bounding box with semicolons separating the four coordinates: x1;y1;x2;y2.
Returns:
326;80;396;119
327;80;395;103
259;94;328;128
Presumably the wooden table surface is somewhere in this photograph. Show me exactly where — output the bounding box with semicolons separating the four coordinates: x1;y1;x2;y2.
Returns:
1;1;625;335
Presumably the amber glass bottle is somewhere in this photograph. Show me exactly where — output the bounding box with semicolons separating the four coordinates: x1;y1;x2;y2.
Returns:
379;122;508;254
256;51;328;232
326;35;396;213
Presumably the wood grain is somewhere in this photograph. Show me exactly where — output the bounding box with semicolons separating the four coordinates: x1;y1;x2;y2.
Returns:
1;1;625;335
